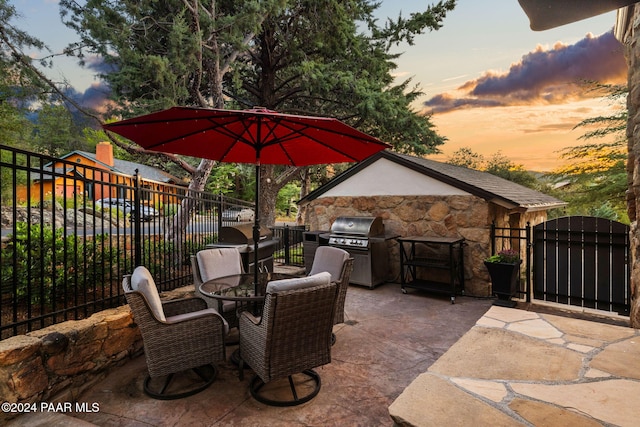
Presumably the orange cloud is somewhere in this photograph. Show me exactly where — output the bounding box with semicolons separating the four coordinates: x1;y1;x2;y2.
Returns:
428;99;620;171
423;31;627;114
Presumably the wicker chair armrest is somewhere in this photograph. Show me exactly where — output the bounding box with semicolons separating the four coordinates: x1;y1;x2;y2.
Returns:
239;310;268;366
164;309;224;327
333;258;354;325
191;255;204;287
239;311;261;326
151;312;225;350
162;297;207;317
164;309;225;328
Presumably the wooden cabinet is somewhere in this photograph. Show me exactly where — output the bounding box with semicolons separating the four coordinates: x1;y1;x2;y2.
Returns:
398;236;465;303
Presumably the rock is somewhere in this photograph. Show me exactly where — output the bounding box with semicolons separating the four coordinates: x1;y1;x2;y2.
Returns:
10;357;48;399
0;336;42;366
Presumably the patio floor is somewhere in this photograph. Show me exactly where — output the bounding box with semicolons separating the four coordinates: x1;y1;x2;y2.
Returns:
11;278;640;426
390;304;640;426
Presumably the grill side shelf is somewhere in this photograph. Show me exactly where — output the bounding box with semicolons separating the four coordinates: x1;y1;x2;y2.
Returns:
398;236;465;304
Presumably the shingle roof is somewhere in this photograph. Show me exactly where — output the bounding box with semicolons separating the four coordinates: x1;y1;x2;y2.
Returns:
65;151;186;185
30;167;85;182
301;150;565;212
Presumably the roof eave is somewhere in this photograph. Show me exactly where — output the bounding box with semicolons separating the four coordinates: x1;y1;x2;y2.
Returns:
496;201;568;214
521;202;568;212
518;0;638;31
298;151;565;211
388;153;499;201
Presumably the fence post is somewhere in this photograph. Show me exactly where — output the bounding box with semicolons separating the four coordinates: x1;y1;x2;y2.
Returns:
217;193;223;238
525;222;532;303
284;225;290;265
490;222;496;255
133;169;142;267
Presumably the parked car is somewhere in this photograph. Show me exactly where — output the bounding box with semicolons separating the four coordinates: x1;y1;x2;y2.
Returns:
95;198;159;222
222;207;255;222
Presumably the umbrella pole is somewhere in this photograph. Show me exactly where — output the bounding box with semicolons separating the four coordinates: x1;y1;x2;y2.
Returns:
253;162;260;290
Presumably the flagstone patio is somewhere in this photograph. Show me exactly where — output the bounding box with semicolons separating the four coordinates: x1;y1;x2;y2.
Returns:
390;305;640;426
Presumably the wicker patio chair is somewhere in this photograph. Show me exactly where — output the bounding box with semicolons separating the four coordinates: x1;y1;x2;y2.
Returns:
124;266;227;400
309;246;354;341
238;272;337;406
191;247;244;329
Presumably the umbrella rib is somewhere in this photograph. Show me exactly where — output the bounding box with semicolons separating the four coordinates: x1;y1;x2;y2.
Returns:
206;117;261;162
258;118;297;165
131;115;262;160
260;118;371;162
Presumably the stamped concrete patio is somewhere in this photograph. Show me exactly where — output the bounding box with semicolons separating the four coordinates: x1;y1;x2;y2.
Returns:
11;279;640;426
10;281;492;426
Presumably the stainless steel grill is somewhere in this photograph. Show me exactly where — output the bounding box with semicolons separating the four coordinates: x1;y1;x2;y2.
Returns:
328;216;384;249
328;216;389;289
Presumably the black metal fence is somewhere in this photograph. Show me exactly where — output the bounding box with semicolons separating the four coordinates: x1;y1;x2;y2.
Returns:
532;216;630;315
270;224;306;266
0;144;260;339
490;218;631;314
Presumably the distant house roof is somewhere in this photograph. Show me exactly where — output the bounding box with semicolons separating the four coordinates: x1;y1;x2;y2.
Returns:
60;150;187;186
30;167;86;182
300;150;565;212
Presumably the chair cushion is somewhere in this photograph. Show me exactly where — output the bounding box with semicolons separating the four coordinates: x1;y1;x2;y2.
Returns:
130;266;166;321
266;271;331;293
197;248;243;282
166;308;229;335
309;246;350;282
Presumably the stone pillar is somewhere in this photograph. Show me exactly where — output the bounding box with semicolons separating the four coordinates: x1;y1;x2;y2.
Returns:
622;6;640;328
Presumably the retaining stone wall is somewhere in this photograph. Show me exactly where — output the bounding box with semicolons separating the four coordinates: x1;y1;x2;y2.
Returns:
0;284;194;423
0;306;141;422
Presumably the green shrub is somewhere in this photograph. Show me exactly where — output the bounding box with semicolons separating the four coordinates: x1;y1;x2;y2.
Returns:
1;222;67;304
140;238;176;277
164;204;179;216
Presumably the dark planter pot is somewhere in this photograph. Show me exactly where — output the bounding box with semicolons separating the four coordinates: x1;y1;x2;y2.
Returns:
484;260;521;307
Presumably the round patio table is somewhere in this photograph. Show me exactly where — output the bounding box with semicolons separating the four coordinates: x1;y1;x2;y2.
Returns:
199;272;298;308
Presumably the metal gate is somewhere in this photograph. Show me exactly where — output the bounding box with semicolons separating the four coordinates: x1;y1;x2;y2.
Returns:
532;216;630;315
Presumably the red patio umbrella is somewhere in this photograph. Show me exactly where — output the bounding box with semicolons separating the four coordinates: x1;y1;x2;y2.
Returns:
103;106;390;286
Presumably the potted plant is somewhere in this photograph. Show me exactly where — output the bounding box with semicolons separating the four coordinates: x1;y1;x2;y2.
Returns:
484;249;521;307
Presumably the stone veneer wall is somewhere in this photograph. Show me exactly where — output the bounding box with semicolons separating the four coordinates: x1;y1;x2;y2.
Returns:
0;286;198;423
306;194;495;297
622;6;640;328
0;306;141;422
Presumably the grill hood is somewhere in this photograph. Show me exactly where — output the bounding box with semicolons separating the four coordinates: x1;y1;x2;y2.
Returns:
330;216;384;238
218;224;273;245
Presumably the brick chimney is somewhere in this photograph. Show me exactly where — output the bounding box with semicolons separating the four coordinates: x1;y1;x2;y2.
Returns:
95;141;114;167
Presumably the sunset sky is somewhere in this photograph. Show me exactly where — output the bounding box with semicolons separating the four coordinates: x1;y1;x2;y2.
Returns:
379;1;626;171
11;1;628;171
